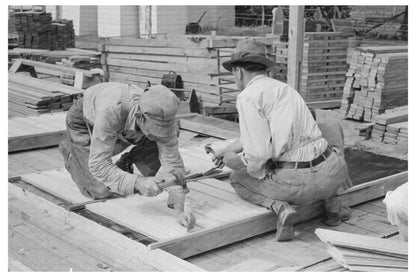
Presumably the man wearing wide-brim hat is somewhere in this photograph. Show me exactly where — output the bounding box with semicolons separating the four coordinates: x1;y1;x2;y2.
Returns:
207;40;352;241
59;83;186;199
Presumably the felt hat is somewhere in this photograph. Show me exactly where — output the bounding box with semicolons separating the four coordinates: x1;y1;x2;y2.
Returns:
222;40;274;72
137;85;179;138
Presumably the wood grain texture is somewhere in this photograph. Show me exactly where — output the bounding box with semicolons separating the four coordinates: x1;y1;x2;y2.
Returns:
9;182;203;271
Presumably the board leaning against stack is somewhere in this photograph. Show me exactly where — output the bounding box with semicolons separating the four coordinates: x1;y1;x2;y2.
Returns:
339;46;408;122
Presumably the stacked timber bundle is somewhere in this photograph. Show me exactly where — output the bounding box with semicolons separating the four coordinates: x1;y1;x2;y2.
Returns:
14;11;53;49
339;46;408;122
271;32;349;104
8;73;83;118
52;19;76;49
299;32;349;102
99;35;274;107
371;106;408;145
316;229;408;272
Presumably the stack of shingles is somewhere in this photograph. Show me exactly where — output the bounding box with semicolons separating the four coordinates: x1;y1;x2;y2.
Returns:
372;106;408;145
315;229;408;272
8;73;83;118
340;46;408;122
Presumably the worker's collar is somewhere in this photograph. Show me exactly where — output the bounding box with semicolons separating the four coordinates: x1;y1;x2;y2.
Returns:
244;74;266;89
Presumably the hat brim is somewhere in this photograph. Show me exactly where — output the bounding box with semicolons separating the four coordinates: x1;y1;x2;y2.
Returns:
145;117;177;138
223;56;275;72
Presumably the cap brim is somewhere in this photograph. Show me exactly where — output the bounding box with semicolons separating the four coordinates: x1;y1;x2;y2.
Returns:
222;56;275;72
145;118;177;138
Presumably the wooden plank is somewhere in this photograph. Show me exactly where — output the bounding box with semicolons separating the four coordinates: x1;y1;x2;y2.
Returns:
287;5;305;91
180;115;240;139
8;112;67;152
9;58;95;77
102;44;215;58
9;182;204;271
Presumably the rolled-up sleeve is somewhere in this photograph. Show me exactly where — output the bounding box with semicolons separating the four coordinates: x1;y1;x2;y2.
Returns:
156;135;185;178
88;108;137;195
237;97;272;179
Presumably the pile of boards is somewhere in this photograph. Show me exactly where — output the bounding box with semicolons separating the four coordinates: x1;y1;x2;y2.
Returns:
13;11;75;50
316;229;408;271
14;11;53;49
339;46;408;122
99;35;274;107
51;19;76;50
271;32;349;103
371;106;408;145
9;48;101;70
8;73;83;118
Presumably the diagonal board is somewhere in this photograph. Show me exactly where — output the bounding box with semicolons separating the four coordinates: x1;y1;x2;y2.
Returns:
8;113;67;152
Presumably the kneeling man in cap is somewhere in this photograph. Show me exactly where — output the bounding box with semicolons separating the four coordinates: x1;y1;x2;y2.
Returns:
208;40;352;241
59;82;185;200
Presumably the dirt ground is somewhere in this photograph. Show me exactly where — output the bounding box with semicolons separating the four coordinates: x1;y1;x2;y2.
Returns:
316;109;408;161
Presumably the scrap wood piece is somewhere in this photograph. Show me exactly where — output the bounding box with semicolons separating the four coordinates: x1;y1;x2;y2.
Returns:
315;228;408;258
8;182;204;272
180;114;240;139
8;112;67;152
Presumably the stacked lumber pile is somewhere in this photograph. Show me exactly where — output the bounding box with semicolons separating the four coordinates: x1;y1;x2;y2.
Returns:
8;73;83;118
52;19;76;50
14;11;53;49
299;32;348;102
13;11;76;50
316;229;408;272
99;35;274;106
371;106;408;145
339;46;408;122
271;32;349;103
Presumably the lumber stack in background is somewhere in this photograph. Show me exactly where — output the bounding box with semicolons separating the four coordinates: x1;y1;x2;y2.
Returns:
99;35;274;108
339;46;408;122
51;19;76;50
14;11;53;49
13;11;75;50
271;32;349;105
300;32;348;102
8;73;83;118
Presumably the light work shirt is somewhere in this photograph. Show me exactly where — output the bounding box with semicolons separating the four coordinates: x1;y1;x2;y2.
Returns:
236;75;328;179
82;82;185;195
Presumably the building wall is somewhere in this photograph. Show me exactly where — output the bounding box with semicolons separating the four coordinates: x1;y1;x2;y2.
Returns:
155;6;188;34
79;6;98;36
97;6;121;37
62;6;81;35
120;6;139;37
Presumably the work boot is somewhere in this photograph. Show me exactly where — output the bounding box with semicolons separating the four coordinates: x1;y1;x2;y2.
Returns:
272;201;297;242
324;196;352;226
325;206;352;226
